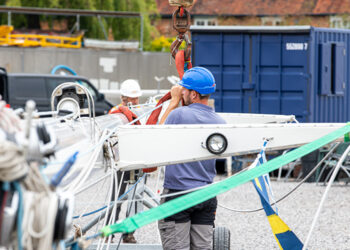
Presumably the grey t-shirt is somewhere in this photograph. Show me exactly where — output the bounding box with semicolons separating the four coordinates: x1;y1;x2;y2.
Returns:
164;103;226;190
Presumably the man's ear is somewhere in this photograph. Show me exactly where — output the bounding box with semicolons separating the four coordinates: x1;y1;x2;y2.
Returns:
191;90;199;100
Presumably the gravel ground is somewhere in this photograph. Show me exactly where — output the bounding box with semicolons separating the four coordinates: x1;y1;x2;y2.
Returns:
73;169;350;249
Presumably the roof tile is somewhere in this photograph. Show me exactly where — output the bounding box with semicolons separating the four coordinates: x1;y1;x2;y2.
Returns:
156;0;350;16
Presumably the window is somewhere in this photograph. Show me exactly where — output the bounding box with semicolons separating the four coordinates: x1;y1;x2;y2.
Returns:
0;75;5;99
261;17;283;26
196;20;205;26
194;18;217;26
207;20;217;26
9;77;47;99
330;16;350;29
330;16;343;28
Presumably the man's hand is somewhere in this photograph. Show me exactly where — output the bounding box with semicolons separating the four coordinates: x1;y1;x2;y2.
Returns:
159;85;183;124
170;85;183;101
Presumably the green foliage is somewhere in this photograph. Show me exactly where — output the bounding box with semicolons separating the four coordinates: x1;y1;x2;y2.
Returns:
4;0;59;28
150;36;186;52
150;36;172;52
111;0;158;50
2;0;159;48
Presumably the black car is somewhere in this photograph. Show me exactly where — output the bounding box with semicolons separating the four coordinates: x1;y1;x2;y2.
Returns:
0;68;113;116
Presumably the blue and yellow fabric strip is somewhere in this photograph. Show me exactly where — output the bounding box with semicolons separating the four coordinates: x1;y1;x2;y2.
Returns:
252;143;303;250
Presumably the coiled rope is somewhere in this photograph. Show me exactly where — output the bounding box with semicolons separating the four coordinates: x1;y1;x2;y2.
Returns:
0;99;22;133
0;140;28;181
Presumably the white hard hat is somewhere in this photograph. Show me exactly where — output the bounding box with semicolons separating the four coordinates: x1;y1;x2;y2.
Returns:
120;79;142;98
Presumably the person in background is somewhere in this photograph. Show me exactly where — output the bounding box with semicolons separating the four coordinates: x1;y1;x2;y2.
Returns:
109;79;142;113
158;67;226;250
108;79;142;244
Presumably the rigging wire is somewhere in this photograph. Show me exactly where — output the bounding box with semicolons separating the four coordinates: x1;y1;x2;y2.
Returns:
96;165;116;250
73;142;340;217
72;174;146;219
78;102;164;159
44;102;165;167
218;142;340;213
303;143;350;249
115;171;141;250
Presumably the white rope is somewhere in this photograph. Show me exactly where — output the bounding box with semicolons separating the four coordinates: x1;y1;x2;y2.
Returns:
77;113;90;138
21;189;58;250
0;99;22;133
61;129;107;193
97;144;124;249
44;102;165;168
0;139;28;181
22;164;50;194
70;144;102;193
77;160;263;210
76;170;109;225
97;164;117;250
78;102;164;159
303;144;350;249
74;172;111;195
105;168;118;249
0;99;28;181
293;117;299;123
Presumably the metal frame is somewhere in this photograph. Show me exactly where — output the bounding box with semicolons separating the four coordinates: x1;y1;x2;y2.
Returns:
34;109;348;248
0;6;144;50
116;123;346;171
217;113;297;124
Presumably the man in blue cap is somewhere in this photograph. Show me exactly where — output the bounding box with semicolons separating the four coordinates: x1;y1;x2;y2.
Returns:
158;67;226;250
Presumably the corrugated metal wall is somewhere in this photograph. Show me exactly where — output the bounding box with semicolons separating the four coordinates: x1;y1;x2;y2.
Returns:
192;30;309;121
192;27;350;122
0;47;177;91
310;28;350;122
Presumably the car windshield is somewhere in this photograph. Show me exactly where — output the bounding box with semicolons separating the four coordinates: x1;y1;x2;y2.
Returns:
78;80;97;98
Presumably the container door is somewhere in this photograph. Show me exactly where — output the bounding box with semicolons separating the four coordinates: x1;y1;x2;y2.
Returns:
255;34;309;121
192;32;309;121
192;33;247;113
218;34;260;114
242;35;258;113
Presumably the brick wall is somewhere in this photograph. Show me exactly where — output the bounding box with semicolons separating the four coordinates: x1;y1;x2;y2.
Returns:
155;15;333;37
154;18;178;37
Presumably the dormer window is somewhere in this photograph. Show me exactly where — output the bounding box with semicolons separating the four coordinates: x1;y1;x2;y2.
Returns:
261;17;283;26
194;18;217;26
330;16;350;29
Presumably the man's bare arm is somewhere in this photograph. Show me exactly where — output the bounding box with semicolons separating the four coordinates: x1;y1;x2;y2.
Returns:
159;85;183;124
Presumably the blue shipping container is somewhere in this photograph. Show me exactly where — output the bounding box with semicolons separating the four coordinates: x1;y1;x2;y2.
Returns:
191;26;350;122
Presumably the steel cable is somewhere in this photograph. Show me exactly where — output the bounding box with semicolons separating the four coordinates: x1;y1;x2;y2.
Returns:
218;142;340;213
303;143;350;249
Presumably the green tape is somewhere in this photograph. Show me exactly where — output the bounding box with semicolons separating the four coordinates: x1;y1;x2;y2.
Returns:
101;124;350;236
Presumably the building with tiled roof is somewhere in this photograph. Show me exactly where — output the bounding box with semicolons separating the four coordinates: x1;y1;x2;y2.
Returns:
155;0;350;37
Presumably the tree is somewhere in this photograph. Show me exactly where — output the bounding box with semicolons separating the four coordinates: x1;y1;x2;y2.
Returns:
2;0;159;49
4;0;60;28
111;0;158;50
